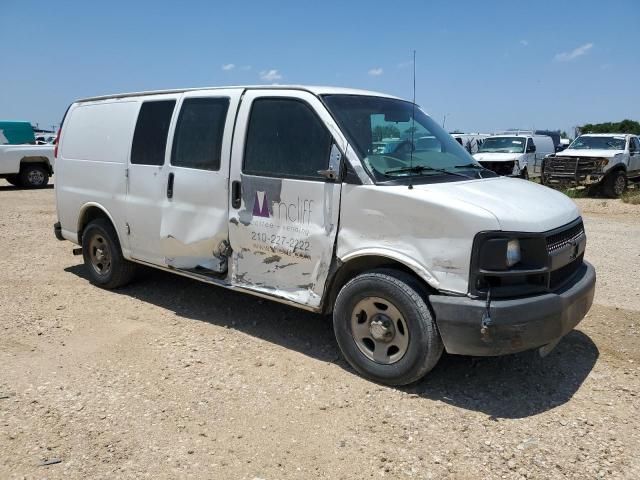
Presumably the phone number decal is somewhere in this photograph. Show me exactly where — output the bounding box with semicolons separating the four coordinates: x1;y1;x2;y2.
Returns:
250;231;310;252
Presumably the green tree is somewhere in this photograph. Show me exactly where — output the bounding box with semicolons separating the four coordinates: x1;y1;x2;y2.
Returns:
372;125;401;141
579;120;640;135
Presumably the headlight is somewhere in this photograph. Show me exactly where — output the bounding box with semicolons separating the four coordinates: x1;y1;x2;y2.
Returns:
506;239;521;267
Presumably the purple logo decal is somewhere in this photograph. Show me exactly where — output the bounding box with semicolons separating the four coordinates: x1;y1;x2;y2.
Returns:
253;191;270;218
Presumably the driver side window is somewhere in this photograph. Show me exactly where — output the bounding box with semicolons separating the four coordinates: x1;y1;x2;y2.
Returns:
243;98;333;180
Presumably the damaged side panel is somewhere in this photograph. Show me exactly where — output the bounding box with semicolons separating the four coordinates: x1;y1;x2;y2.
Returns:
228;174;340;308
337;184;500;294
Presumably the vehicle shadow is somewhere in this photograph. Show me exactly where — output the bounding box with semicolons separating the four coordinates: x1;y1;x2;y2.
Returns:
64;264;599;419
0;184;54;191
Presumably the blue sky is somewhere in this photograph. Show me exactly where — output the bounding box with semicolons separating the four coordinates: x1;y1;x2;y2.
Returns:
1;0;638;136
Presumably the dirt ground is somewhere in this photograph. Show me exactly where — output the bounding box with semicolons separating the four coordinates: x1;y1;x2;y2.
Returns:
1;181;639;479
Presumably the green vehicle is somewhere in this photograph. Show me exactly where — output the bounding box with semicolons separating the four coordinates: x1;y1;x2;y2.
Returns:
0;121;36;145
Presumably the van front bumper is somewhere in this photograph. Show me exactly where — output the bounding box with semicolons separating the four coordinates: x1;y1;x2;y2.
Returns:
429;261;596;356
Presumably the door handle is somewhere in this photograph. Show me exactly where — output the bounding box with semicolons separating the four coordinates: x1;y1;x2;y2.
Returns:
167;172;175;199
231;180;241;209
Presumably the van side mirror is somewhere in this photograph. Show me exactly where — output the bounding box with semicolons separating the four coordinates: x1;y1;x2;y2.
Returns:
526;144;536;153
318;143;342;181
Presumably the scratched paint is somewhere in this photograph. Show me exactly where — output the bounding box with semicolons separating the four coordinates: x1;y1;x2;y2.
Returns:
228;174;341;308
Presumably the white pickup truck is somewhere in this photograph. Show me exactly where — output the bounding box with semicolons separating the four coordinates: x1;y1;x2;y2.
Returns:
543;134;640;197
0;144;55;187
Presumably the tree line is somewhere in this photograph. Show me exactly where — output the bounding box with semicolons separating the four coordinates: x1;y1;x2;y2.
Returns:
578;119;640;135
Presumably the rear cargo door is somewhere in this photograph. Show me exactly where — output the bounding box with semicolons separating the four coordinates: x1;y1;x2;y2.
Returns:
158;89;241;273
227;89;346;308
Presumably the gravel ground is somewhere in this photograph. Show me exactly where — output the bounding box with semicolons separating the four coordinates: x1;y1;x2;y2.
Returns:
1;182;639;479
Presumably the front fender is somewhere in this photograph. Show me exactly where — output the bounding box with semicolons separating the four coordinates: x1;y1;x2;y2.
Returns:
339;247;440;290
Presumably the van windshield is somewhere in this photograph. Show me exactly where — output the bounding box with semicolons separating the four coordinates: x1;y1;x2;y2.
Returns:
322;95;491;183
569;136;626;150
478;137;526;154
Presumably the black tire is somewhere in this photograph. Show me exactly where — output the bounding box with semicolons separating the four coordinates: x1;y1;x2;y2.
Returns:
82;218;137;289
5;174;21;186
520;168;529;180
333;269;443;386
602;170;626;198
19;164;49;188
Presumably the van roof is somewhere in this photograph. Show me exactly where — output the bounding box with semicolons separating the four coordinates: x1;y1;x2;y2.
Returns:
75;85;402;103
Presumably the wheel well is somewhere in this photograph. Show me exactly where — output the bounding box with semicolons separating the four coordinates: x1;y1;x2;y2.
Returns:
77;207;113;244
321;255;435;315
608;164;627;174
20;157;52;174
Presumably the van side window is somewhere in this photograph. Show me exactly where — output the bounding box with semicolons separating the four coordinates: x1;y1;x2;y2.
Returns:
171;97;229;170
131;100;176;166
630;137;639;153
243;98;332;180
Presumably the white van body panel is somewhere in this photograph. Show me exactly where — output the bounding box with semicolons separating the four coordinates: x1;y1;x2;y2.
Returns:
337;176;578;294
228;89;347;308
56;99;140;251
159;89;243;271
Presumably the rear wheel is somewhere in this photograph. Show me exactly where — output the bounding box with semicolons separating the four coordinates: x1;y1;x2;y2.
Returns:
333;269;443;386
19;164;49;188
602;170;626;198
82;218;137;289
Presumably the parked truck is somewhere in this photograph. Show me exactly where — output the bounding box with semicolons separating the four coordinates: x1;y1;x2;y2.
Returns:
543;134;640;197
0;121;55;188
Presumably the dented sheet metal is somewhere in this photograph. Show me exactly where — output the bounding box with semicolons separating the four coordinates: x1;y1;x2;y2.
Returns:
228;174;341;308
336;183;501;294
159;167;229;272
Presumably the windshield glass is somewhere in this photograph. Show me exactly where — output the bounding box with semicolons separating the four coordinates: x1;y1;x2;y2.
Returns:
478;137;526;153
322;95;489;182
569;136;626;150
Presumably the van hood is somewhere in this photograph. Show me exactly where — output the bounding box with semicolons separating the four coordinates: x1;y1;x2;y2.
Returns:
473;152;521;162
416;176;580;232
558;148;624;159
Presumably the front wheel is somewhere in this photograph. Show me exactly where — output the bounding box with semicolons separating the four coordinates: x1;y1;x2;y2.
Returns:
603;170;626;198
333;270;443;386
82;219;137;289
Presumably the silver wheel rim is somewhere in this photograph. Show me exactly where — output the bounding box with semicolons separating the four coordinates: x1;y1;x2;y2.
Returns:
350;296;410;364
27;169;45;185
614;175;626;195
88;234;112;277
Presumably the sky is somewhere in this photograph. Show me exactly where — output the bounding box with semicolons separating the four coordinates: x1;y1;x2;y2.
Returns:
1;0;638;136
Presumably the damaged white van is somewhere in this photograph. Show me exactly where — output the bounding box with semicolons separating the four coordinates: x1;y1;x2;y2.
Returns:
54;86;595;385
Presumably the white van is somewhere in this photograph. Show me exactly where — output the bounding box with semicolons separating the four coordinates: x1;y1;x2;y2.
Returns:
473;133;555;179
54;86;595;386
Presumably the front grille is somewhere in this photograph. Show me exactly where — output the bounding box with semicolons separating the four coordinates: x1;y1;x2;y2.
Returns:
549;254;584;289
479;161;515;176
544;156;600;176
546;221;585;253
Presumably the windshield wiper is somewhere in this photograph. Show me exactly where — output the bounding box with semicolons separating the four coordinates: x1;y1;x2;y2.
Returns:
452;163;485;170
384;165;473;179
